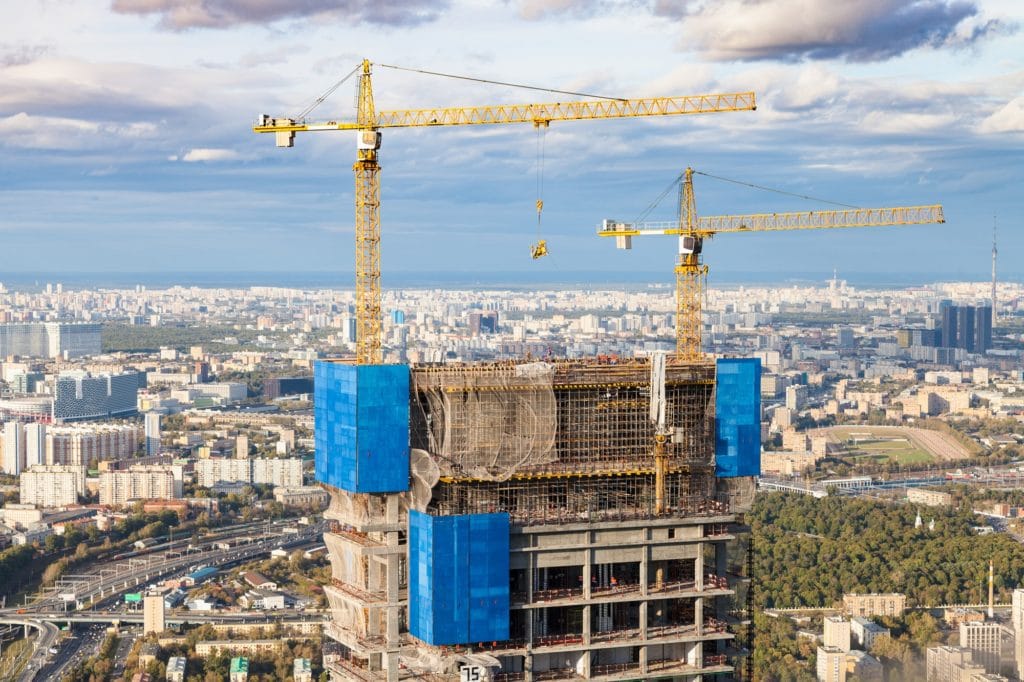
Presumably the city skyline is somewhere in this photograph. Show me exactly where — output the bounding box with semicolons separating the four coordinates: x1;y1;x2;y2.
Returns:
1;2;1022;282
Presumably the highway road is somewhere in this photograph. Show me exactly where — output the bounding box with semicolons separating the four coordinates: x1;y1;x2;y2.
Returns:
0;521;324;680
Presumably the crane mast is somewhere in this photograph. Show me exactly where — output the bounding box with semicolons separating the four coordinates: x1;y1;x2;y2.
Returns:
354;60;382;364
255;61;757;364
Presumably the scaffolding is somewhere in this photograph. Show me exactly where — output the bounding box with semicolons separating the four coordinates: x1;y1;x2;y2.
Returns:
411;358;716;482
429;473;726;526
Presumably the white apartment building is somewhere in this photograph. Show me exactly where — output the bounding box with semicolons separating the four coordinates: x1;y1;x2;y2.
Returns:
959;621;1003;674
816;645;846;682
926;645;986;682
196;457;302;488
197;458;252;487
99;465;179;507
20;465;87;507
851;616;890;651
252;458;302;487
2;421;25;475
24;423;45;468
46;424;141;466
824;616;851;653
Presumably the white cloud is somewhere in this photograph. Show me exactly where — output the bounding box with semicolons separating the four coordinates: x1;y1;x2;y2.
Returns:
0;112;158;150
860;111;957;134
977;96;1024;133
180;148;241;162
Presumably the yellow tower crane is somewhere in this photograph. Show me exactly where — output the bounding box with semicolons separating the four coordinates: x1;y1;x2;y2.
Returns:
598;167;946;361
254;60;757;364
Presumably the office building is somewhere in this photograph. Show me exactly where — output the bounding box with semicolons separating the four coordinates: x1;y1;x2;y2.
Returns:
53;371;142;422
20;465;87;507
144;413;161;456
2;421;25;475
263;376;313;400
817;646;847;682
824;616;851;653
469;311;499;335
940;305;992;354
143;594;166;635
12;372;44;393
315;356;760;680
99;465;180;507
0;322;101;359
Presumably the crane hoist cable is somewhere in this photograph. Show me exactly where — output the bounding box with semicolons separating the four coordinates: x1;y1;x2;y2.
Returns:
693;170;861;209
532;122;548;259
376;63;634;261
376;63;627;101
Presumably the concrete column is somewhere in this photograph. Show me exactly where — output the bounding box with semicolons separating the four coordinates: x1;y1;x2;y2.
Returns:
695;542;705;591
639;600;648;640
639;543;649;597
695;596;703;639
583;550;592;600
583;604;591;645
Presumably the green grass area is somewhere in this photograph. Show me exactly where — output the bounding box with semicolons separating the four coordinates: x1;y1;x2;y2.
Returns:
848;450;935;466
849;439;912;450
841;436;935;466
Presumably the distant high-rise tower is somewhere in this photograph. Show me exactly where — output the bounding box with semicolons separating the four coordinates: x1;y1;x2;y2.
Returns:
992;217;998;326
145;413;161;456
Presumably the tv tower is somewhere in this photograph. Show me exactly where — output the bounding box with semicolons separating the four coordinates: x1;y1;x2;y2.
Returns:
992;216;998;325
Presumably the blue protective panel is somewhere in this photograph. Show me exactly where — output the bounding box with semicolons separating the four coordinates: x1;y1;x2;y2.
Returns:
314;361;410;493
715;358;762;478
409;510;510;646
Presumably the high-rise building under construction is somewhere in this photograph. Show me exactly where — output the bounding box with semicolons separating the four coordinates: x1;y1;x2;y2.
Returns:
315;354;760;681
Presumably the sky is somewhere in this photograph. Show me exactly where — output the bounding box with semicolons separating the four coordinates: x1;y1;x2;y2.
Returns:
1;0;1022;287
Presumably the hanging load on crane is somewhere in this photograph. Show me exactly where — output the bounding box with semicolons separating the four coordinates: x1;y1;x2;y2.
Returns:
598;167;945;361
254;60;756;365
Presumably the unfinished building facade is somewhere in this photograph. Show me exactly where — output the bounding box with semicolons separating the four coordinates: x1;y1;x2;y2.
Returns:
315;355;759;681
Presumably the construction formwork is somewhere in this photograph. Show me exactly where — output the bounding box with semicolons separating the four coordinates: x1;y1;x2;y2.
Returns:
319;356;753;682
